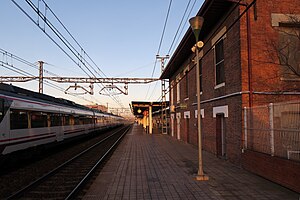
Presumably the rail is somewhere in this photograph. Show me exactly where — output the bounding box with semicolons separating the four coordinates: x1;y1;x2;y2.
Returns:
7;125;131;199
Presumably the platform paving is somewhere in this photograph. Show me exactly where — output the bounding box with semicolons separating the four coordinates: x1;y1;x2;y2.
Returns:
83;124;299;200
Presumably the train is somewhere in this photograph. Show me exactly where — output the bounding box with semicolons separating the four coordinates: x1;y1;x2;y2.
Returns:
0;83;125;155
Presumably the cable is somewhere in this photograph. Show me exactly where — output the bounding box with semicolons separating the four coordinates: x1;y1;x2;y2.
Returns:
41;0;107;78
167;0;192;55
169;0;198;56
157;0;173;56
11;0;125;108
149;0;173;80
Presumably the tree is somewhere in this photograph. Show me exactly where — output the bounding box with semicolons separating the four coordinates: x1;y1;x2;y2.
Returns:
271;14;300;80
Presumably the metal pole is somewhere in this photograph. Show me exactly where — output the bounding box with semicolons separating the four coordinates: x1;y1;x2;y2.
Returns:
195;46;208;181
38;61;44;93
157;55;169;134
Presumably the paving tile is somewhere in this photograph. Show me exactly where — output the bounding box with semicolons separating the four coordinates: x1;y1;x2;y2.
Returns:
83;124;299;200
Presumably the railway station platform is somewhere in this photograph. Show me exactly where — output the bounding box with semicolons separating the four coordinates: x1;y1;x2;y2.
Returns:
83;124;299;200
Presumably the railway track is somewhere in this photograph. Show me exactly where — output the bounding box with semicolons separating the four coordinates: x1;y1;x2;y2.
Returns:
6;125;131;199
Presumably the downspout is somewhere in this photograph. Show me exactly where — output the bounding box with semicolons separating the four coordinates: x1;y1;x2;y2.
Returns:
246;5;253;107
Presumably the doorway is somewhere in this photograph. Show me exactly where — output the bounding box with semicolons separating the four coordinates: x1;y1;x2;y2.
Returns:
216;113;226;158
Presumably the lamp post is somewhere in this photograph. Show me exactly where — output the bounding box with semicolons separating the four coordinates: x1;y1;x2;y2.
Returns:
189;16;209;181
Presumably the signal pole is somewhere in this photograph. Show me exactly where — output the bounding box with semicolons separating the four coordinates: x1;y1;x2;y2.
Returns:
156;54;169;134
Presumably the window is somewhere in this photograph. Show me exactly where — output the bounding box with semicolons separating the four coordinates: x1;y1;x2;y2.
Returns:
176;75;180;103
278;26;300;80
50;113;62;126
31;112;48;128
83;116;93;124
69;115;75;125
10;109;28;129
63;115;70;126
184;70;189;98
74;116;80;125
215;39;225;85
97;116;103;124
0;99;4;123
170;84;174;105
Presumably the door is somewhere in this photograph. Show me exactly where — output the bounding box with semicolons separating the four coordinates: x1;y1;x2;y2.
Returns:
216;113;226;158
171;114;175;137
185;118;189;143
176;113;181;140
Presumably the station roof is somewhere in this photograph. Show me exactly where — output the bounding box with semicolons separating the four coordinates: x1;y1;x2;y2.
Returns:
131;101;169;117
160;0;234;79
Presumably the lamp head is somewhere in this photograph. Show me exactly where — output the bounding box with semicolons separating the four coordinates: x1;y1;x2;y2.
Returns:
189;16;204;42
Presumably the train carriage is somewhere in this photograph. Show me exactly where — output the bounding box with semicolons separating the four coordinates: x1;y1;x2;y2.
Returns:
0;83;124;155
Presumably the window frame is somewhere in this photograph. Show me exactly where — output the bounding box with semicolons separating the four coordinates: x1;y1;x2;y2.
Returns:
215;38;225;87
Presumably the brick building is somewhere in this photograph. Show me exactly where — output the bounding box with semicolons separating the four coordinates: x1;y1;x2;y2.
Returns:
161;0;300;192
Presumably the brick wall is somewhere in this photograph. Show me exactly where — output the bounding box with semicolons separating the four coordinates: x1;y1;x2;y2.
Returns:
241;0;300;106
240;0;300;192
242;150;300;193
168;0;300;193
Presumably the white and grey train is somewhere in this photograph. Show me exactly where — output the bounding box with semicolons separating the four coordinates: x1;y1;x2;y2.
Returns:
0;83;124;155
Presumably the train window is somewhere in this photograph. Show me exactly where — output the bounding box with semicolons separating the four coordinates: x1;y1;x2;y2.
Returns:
64;115;70;126
74;116;80;125
0;99;4;122
69;115;74;125
84;116;93;124
31;112;48;128
79;116;85;125
10;109;28;129
97;117;103;123
50;113;62;126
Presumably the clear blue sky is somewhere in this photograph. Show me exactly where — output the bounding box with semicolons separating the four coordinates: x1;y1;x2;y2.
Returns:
0;0;204;112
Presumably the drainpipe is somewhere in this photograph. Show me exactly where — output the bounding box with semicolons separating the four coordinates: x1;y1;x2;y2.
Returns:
246;6;253;107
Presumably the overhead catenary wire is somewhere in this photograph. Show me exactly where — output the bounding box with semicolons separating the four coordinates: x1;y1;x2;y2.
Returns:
167;0;193;55
168;0;198;55
40;0;107;78
11;0;124;108
146;0;198;101
145;0;173;100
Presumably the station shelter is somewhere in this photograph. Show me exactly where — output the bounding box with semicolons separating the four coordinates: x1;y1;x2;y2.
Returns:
131;101;169;134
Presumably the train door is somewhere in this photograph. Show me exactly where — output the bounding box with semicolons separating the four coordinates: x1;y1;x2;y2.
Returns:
0;98;12;154
216;113;226;158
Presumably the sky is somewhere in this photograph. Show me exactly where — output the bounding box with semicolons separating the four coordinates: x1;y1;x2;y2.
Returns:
0;0;204;115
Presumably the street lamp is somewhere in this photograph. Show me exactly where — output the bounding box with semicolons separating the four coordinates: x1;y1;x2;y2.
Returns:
189;16;209;181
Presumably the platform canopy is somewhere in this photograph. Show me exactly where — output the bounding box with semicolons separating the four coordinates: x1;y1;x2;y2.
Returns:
130;101;169;118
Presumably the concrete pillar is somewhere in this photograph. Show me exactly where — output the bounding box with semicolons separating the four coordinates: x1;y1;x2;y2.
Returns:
149;105;153;134
143;116;147;130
